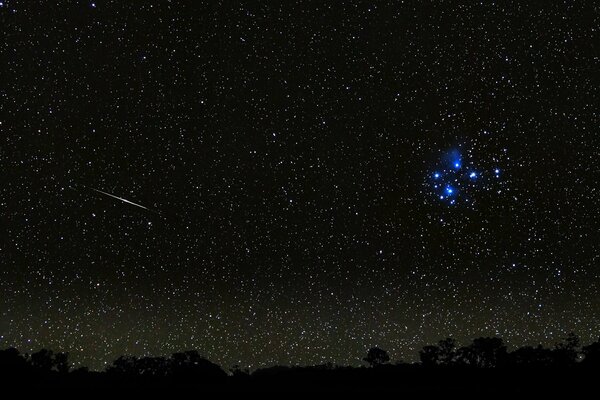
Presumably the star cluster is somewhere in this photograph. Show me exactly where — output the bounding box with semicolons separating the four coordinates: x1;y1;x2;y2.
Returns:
1;1;599;371
428;148;504;206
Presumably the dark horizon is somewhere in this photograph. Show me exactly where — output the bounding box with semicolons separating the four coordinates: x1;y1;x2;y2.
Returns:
3;333;596;373
3;331;598;371
2;333;600;391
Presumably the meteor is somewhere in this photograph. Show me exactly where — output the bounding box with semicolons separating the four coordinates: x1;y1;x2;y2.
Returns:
83;186;161;215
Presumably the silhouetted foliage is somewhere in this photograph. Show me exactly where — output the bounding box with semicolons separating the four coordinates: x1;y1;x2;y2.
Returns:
106;350;225;383
507;345;555;368
230;364;250;378
54;352;70;374
107;355;139;377
552;332;580;366
0;348;30;377
169;350;225;382
363;347;390;367
582;339;600;366
30;349;54;371
420;338;457;366
2;335;600;391
30;349;71;373
456;337;507;368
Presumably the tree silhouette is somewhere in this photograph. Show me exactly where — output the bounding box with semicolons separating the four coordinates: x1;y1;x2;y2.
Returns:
230;364;250;378
438;338;457;365
420;338;457;366
107;355;139;376
508;345;554;368
363;347;390;367
419;345;441;367
3;333;600;390
581;339;600;366
30;349;55;371
0;348;30;377
136;356;168;377
456;337;507;368
552;332;580;366
26;349;71;374
169;350;226;381
54;352;70;374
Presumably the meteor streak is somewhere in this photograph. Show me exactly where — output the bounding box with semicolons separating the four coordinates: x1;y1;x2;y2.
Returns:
83;186;160;215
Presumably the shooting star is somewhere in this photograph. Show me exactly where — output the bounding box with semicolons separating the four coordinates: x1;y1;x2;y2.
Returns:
84;186;161;215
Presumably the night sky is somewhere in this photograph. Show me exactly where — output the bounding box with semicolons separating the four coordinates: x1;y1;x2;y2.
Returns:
2;1;599;370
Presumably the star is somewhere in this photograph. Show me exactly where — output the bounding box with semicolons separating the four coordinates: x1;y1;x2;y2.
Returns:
428;150;504;206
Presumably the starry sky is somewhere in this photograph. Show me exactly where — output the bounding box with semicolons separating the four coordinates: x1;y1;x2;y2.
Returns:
1;1;599;370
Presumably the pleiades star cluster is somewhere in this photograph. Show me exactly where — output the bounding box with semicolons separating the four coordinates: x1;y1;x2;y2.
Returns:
1;1;598;371
427;148;505;207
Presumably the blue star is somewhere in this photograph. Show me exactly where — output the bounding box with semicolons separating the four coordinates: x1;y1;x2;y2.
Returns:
430;149;500;206
448;150;462;169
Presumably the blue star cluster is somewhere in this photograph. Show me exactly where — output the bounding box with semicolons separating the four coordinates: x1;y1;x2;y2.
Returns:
429;149;503;206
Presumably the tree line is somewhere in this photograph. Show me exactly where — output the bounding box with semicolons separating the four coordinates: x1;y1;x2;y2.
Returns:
1;334;600;390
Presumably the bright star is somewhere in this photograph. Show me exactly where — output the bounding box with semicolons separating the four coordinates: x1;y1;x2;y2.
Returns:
469;172;477;178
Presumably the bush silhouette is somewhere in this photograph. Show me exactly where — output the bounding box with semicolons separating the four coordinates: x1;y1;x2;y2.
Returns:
455;337;507;368
507;345;555;368
30;349;70;373
420;338;457;366
582;339;600;366
552;333;580;366
363;347;390;367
